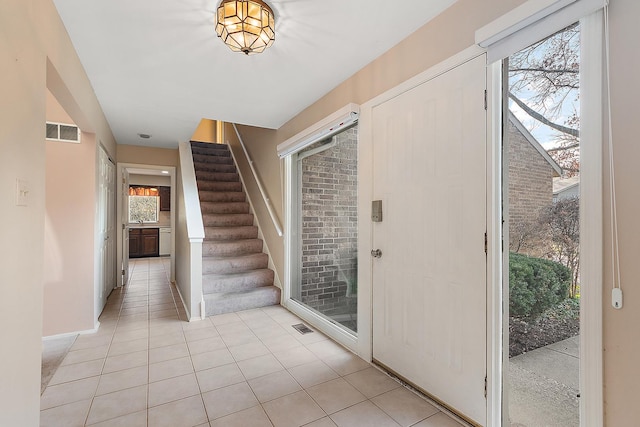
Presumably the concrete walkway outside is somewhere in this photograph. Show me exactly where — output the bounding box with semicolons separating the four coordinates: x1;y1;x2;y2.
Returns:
508;335;579;427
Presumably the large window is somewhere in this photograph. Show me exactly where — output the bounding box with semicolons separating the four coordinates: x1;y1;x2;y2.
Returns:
290;125;358;334
128;186;159;223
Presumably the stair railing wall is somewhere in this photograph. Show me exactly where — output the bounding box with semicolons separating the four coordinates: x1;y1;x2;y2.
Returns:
175;141;205;320
232;124;283;237
225;130;283;291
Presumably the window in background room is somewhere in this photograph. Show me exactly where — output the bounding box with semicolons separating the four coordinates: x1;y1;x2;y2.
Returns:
128;186;159;223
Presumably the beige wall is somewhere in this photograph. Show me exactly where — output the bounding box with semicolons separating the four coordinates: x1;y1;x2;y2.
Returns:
46;89;74;124
117;144;179;167
0;0;117;424
603;0;640;423
174;160;196;319
228;123;284;278
0;9;46;424
237;0;640;424
43;90;98;337
191;119;218;143
43;132;97;336
273;0;524;144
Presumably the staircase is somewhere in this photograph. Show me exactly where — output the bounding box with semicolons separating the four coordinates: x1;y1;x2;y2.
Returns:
190;141;280;316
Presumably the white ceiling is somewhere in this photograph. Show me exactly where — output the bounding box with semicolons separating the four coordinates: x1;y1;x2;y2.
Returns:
53;0;456;149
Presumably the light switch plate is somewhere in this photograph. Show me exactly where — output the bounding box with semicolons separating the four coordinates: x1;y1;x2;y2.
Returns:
16;179;29;206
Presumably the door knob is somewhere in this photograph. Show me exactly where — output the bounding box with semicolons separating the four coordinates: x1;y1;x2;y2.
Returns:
371;249;382;258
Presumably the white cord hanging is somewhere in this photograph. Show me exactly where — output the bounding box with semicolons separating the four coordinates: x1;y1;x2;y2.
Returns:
604;4;622;294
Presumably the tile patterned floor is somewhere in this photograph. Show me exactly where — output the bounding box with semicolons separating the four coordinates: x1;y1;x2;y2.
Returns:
40;258;466;427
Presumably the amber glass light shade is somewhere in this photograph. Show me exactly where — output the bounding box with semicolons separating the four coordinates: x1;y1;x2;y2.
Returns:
215;0;275;55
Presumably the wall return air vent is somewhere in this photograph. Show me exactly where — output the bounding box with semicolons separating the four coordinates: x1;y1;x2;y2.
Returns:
46;122;80;143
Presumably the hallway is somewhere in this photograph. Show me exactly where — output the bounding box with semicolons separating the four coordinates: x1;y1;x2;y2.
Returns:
40;258;465;426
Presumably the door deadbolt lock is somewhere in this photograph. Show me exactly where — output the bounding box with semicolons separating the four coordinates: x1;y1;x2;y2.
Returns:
371;249;382;258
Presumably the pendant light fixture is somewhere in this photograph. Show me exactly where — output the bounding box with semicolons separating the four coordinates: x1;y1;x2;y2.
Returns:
215;0;275;55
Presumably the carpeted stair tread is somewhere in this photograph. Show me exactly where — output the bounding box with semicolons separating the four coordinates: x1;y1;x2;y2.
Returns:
191;146;232;157
202;253;269;275
198;191;246;203
204;286;281;316
202;213;254;227
200;201;250;214
195;171;239;182
204;226;258;241
196;181;243;192
202;239;264;257
192;153;234;165
191;142;231;154
191;141;228;148
202;269;275;294
194;162;237;174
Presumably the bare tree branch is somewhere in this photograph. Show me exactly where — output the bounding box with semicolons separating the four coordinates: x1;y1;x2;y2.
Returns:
510;67;579;74
547;143;579;152
508;92;579;138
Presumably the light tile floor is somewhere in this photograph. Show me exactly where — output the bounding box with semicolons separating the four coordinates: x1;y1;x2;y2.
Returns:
40;258;466;427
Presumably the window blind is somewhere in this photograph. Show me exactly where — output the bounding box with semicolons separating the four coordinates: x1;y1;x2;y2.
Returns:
476;0;607;63
276;103;359;159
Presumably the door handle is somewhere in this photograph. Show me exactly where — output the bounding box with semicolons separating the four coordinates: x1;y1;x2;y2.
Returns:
371;249;382;258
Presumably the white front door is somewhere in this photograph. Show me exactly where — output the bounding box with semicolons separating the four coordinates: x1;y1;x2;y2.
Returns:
371;54;487;425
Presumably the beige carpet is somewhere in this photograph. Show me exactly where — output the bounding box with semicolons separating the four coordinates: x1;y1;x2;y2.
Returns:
41;335;77;394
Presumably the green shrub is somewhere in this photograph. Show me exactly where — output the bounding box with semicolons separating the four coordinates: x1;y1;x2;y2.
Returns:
509;252;571;319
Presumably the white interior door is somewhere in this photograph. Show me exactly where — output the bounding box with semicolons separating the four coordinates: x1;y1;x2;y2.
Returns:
105;155;116;295
121;168;130;286
372;54;487;425
97;147;116;313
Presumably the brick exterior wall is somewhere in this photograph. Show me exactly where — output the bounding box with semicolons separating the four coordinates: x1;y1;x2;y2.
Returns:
298;127;358;328
508;119;555;255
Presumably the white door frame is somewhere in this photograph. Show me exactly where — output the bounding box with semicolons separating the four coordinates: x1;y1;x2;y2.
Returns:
485;59;504;427
577;11;604;425
116;163;176;284
282;133;361;354
486;11;604;425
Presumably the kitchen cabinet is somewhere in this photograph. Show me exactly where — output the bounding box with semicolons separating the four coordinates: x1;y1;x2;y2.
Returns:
129;228;159;258
159;186;171;211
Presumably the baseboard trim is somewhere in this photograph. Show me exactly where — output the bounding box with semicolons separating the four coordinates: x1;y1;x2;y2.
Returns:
42;323;101;341
172;280;196;321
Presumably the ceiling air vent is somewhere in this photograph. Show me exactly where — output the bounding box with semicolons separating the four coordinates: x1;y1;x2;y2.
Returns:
46;122;80;143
